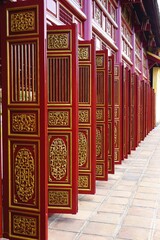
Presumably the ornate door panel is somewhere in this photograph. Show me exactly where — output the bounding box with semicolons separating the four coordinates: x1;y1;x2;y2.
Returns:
47;25;78;213
108;55;115;173
96;50;108;180
126;69;131;155
122;66;127;159
140;81;144;141
78;40;96;193
137;79;141;144
0;22;2;238
114;64;123;164
130;73;138;150
1;1;48;239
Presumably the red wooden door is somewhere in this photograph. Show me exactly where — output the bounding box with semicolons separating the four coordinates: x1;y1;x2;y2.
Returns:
108;55;115;173
122;65;127;159
96;50;108;180
114;64;123;164
0;20;2;238
1;1;48;239
140;81;144;141
126;68;131;155
78;40;96;193
47;25;79;213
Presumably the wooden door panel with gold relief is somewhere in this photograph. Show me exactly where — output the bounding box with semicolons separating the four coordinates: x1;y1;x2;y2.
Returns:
114;64;123;164
78;40;96;193
1;1;48;239
96;50;108;180
108;55;115;173
47;25;78;213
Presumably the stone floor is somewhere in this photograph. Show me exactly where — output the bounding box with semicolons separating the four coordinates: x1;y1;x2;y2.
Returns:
48;124;160;240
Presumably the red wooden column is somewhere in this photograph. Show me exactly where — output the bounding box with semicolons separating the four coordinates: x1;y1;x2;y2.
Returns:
96;50;108;180
114;64;123;164
1;1;48;239
47;25;79;213
0;16;2;238
78;40;96;193
122;65;127;159
108;55;115;173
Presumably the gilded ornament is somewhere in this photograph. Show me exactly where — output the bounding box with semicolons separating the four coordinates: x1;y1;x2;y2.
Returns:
78;47;89;60
114;124;117;146
96;109;103;121
78;176;88;188
11;11;35;33
79;110;89;123
95;6;101;25
13;215;36;236
48;190;68;206
48;111;69;127
96;56;103;67
96;165;103;176
49;138;67;180
96;128;102;157
78;132;88;167
15;148;35;203
48;33;69;49
12;113;36;132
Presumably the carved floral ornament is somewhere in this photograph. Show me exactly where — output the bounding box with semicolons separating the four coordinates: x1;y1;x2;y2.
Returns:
48;33;69;50
13;215;37;237
78;132;88;167
78;47;89;60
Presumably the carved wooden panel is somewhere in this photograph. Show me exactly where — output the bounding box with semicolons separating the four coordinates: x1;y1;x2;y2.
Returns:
47;24;78;213
1;2;48;239
96;50;108;180
78;40;96;193
114;64;123;164
108;55;115;173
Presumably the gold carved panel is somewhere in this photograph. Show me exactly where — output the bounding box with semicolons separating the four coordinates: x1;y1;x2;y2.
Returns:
78;175;89;189
96;127;102;158
47;33;70;50
48;110;70;128
78;47;90;60
78;131;88;167
79;109;90;123
96;56;104;68
96;108;104;121
12;214;37;237
48;190;69;206
96;164;103;176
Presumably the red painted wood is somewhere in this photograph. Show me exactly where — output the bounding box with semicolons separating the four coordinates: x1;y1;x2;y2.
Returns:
0;16;2;238
47;24;79;213
114;63;123;164
96;50;108;180
122;65;127;159
78;40;96;193
108;55;115;173
1;1;48;239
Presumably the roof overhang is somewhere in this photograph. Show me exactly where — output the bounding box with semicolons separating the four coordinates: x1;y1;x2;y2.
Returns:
147;51;160;69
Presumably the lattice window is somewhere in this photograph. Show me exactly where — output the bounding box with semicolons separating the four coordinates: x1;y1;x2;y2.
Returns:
59;4;72;25
79;66;90;103
10;42;37;102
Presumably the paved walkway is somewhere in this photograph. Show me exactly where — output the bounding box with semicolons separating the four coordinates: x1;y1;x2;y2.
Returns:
48;125;160;240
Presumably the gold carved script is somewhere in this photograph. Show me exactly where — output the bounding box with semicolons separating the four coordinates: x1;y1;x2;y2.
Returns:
79;110;89;123
96;56;103;67
13;215;36;237
48;111;69;127
48;191;68;206
12;113;36;132
49;138;67;180
78;132;88;167
15;148;35;203
78;176;88;188
78;47;89;60
48;33;69;49
11;11;35;33
96;128;102;157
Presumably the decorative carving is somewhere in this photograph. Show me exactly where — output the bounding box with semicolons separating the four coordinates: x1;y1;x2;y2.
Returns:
48;190;68;206
78;176;88;188
13;215;37;237
78;47;89;60
78;132;88;167
49;138;67;180
96;56;103;67
95;6;102;26
96;109;103;121
12;113;36;133
15;148;35;203
48;33;69;50
96;128;102;157
114;150;118;161
114;124;118;146
10;11;35;33
96;165;103;176
79;110;89;123
48;111;69;127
